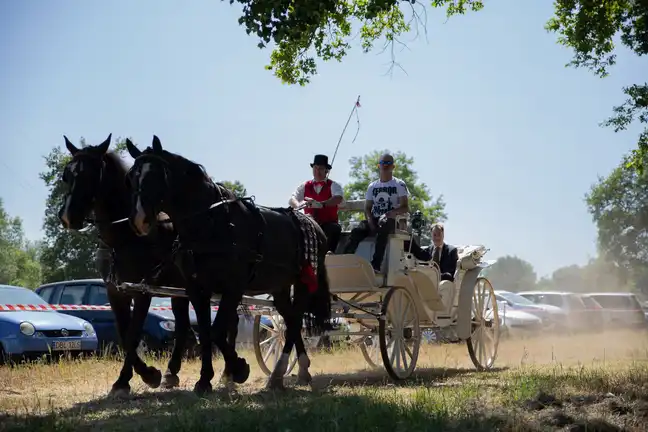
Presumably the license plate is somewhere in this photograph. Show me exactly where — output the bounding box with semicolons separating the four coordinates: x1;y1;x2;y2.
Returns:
52;340;82;351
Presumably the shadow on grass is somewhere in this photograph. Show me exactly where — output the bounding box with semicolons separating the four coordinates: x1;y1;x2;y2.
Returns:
307;366;509;389
1;388;524;432
1;366;523;432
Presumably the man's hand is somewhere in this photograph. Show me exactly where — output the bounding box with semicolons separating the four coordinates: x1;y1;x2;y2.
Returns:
304;197;323;208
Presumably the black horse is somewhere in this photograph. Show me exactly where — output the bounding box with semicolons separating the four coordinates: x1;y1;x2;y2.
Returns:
125;136;332;394
58;134;199;397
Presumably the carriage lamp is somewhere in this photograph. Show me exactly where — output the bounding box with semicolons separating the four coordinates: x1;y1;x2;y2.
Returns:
19;321;36;336
410;210;426;235
83;322;96;337
159;320;176;332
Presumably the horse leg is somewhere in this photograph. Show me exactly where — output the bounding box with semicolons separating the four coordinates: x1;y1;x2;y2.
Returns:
266;289;297;390
213;292;250;385
161;296;191;389
292;282;313;386
188;289;215;395
219;312;240;385
106;292;136;397
126;295;162;388
107;292;158;397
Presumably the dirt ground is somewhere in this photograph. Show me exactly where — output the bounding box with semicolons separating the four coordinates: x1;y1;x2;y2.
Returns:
1;328;648;431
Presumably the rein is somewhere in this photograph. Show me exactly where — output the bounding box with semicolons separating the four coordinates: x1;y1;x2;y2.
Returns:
78;196;245;233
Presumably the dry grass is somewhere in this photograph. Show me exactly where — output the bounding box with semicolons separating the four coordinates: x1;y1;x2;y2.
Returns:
1;329;648;431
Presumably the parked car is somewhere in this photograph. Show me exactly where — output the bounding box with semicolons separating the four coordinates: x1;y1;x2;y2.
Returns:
0;284;98;363
496;301;544;337
494;290;566;330
516;291;594;332
35;279;263;356
581;292;647;330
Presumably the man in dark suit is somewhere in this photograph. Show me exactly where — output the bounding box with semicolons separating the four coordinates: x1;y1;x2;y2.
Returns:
404;222;459;281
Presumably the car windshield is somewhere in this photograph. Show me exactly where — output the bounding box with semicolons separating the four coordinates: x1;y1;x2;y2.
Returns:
497;291;537;306
150;297;172;307
0;286;48;305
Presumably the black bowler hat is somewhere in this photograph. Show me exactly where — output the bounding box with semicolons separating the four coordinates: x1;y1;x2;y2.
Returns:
310;154;332;170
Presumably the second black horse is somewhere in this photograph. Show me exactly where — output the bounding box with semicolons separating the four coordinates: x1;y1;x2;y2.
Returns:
125;136;332;394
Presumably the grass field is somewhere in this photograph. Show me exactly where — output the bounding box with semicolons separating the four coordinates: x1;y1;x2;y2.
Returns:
2;329;648;431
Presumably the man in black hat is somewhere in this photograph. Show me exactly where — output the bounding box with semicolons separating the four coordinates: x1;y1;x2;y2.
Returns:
289;154;344;253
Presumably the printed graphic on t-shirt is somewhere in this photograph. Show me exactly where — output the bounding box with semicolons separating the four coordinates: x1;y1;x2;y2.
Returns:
365;177;409;218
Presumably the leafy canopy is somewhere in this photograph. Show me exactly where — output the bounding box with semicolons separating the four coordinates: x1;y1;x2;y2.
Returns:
545;0;648;172
585;149;648;295
230;0;484;85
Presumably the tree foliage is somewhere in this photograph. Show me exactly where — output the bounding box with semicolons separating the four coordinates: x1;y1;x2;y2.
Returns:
38;138;128;283
230;0;484;85
585;150;648;295
218;180;248;197
0;198;42;289
341;149;446;237
545;0;648;172
481;255;536;293
536;257;631;294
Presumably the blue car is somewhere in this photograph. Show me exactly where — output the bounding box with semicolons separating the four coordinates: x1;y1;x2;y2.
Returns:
0;284;98;363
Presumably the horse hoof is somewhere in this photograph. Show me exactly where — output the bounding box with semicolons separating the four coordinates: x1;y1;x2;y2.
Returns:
265;377;285;391
142;367;162;389
232;358;250;384
193;381;213;397
296;372;312;386
108;386;131;399
161;373;180;389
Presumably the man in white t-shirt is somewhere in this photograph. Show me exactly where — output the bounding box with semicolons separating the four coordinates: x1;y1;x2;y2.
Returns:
343;153;410;273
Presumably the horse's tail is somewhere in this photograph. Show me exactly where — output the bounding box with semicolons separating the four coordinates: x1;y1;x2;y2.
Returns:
306;231;332;333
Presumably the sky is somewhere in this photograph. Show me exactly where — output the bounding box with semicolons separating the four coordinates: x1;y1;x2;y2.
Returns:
0;1;646;279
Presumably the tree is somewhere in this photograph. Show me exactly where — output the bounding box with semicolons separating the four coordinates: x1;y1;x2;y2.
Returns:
39;138;128;283
341;149;446;238
534;257;631;294
545;1;647;172
0;198;42;289
218;180;248;197
481;255;536;293
231;0;484;85
585;151;648;295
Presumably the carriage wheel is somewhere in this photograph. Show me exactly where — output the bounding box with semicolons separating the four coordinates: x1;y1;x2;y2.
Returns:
466;277;500;370
378;286;421;380
253;314;298;376
359;335;382;369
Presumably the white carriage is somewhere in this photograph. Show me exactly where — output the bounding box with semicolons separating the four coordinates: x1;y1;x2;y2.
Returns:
252;199;501;380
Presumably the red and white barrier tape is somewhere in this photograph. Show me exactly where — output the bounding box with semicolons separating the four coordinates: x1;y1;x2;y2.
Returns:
0;304;252;312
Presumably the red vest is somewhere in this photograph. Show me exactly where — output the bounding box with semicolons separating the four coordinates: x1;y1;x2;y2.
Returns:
304;179;339;224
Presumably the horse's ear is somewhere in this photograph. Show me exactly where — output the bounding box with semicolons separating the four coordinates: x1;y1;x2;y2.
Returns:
96;133;112;154
152;135;163;153
126;139;142;159
64;136;79;155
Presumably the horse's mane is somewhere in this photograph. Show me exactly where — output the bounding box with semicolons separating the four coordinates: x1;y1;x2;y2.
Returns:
160;150;236;200
103;151;129;180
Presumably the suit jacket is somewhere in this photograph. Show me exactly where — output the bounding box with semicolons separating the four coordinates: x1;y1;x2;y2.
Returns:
405;239;459;281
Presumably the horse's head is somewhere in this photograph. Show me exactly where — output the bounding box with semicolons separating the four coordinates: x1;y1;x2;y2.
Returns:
58;134;112;230
125;135;173;236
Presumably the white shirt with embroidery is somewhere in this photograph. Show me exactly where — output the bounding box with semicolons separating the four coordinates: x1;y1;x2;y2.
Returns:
365;177;409;218
292;179;344;202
